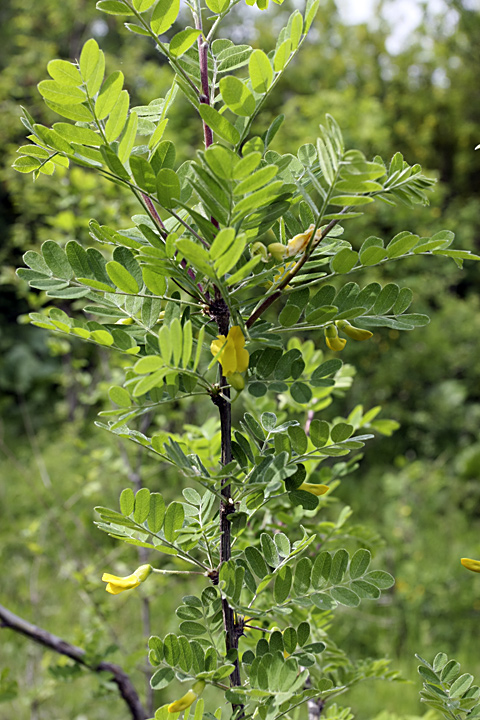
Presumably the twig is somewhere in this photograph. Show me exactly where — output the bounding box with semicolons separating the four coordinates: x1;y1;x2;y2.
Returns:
0;603;147;720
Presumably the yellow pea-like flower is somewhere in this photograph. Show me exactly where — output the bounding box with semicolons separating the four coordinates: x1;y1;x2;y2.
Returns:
210;325;249;377
285;225;315;258
337;320;373;342
168;681;206;713
324;325;347;352
102;564;152;595
461;557;480;573
298;482;329;496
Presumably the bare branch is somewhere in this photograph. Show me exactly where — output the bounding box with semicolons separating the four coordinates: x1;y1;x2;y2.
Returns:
0;604;147;720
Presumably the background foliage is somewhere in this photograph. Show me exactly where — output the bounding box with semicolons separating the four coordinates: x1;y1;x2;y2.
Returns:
1;0;480;718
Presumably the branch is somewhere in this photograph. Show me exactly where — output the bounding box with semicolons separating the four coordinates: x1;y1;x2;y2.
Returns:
246;218;340;329
0;603;147;720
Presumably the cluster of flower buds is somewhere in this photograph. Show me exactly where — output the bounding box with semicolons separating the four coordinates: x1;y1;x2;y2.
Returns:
324;320;373;352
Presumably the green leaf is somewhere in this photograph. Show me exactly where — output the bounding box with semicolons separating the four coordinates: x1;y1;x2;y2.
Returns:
53;123;100;146
385;232;419;259
134;356;164;374
288;10;304;50
290;382;312;404
47;59;82;87
274;39;292;72
330;423;353;443
106;261;140;294
288;426;308;454
330;248;358;274
309;420;329;448
261;534;279;567
109;385;131;407
42;241;73;279
330;587;360;607
330;549;349;584
274;565;292;604
177;239;216;280
118;111;138;164
304;0;320;32
143;267;166;295
150;0;180;35
96;0;135;14
293;557;312;595
349;548;371;579
134;487;151;523
105;90;130;142
373;283;399;315
206;0;229;11
179;621;206;637
245;547;268;578
120;487;135;515
37;80;85;106
170;29;202;58
156;168;181;209
130;156;156;194
133;0;157;10
219;76;256;117
365;570;395;589
164;502;184;542
234;165;278;195
249;49;273;93
95;71;124;120
198;105;240;145
151;667;175;690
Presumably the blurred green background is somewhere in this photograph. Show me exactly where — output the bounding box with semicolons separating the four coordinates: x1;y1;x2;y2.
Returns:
1;0;480;718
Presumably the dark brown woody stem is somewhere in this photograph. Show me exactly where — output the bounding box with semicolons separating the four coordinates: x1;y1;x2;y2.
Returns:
0;603;147;720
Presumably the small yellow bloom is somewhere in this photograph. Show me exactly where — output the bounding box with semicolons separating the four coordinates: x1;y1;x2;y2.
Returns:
461;558;480;573
210;325;249;377
298;482;329;496
337;320;373;342
168;681;205;713
102;564;152;595
324;325;346;352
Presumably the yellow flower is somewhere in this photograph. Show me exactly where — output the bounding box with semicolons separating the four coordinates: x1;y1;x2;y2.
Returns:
461;558;480;573
210;325;249;377
102;564;152;595
298;482;329;496
324;325;346;352
336;320;373;342
168;681;206;713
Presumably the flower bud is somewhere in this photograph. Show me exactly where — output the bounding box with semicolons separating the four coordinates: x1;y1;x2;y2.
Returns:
324;325;346;352
268;243;287;262
228;372;245;392
251;242;268;261
298;482;329;496
115;317;134;325
168;681;206;713
461;557;480;573
336;320;373;342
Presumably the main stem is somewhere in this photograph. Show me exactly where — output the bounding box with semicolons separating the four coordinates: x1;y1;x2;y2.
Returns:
211;292;243;711
192;2;243;710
